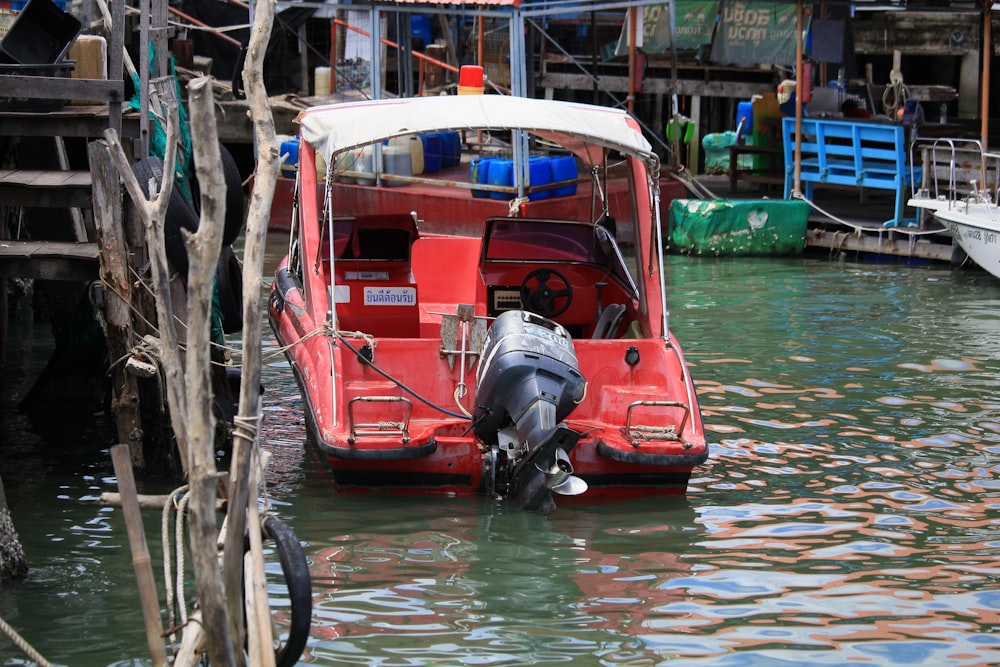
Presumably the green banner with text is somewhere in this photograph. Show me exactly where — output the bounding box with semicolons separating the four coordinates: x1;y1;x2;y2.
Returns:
710;2;810;66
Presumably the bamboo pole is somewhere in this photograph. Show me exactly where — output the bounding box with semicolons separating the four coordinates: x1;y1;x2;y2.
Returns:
98;492;226;512
222;0;281;660
792;0;804;197
110;444;168;666
981;1;992;150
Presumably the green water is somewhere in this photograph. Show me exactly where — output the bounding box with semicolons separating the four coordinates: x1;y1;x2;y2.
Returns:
1;254;999;666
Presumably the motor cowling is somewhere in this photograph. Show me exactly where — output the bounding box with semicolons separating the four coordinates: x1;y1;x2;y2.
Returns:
473;310;588;513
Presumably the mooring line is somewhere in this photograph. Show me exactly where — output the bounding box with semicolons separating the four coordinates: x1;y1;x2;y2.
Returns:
0;615;53;667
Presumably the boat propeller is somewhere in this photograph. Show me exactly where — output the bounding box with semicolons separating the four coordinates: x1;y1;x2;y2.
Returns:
510;425;587;515
544;448;588;497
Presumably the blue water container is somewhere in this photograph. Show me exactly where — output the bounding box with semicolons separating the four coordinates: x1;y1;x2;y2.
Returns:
469;157;494;198
411;14;432;47
736;101;753;137
550;156;578;197
421;132;443;173
487;158;514;200
440;130;462;167
528;156;552;201
280;137;299;177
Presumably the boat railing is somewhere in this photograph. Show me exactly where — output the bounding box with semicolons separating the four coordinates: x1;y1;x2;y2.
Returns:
909;137;1000;207
347;395;413;444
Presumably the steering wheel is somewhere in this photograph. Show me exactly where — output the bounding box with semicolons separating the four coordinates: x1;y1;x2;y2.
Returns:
519;268;573;318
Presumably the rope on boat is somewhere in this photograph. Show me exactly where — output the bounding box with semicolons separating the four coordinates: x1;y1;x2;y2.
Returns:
335;332;471;420
668;167;718;200
0;615;53;667
792;192;947;237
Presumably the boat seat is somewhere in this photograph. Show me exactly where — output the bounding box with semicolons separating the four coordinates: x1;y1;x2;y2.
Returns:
332;214;421;337
592;303;626;339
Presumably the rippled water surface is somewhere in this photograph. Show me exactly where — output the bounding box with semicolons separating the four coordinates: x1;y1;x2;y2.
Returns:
1;250;999;666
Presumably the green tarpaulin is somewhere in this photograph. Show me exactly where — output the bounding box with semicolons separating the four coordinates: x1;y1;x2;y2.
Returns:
668;198;808;256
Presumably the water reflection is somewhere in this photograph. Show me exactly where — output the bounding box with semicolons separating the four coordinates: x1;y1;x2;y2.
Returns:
2;252;1000;665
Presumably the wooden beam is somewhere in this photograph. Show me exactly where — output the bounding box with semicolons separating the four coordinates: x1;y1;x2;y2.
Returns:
0;240;98;281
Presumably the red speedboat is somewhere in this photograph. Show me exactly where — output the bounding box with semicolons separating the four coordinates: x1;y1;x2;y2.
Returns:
268;95;708;513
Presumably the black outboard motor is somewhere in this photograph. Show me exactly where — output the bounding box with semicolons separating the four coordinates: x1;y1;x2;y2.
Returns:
474;310;588;514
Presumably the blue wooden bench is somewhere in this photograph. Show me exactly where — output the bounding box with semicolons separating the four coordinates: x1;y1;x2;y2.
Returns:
782;117;921;227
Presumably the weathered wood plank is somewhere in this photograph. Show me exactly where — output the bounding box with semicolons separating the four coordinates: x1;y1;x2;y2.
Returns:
0;169;92;207
0;239;98;280
0;107;140;138
0;76;125;103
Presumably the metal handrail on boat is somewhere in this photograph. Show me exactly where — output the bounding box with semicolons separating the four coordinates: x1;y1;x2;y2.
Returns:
347;395;413;444
909;137;1000;209
622;400;690;445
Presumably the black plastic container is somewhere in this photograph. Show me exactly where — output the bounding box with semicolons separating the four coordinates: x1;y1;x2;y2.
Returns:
0;0;81;65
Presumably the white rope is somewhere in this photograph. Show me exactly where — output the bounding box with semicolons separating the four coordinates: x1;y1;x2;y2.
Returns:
174;492;191;626
669;167;718;200
792;192;945;237
882;69;909;119
160;485;189;649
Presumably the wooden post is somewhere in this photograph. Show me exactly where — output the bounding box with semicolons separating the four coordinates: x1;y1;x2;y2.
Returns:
110;444;168;666
184;76;237;667
0;474;27;583
101;80;235;665
89;140;145;468
102;112;191;472
222;0;282;660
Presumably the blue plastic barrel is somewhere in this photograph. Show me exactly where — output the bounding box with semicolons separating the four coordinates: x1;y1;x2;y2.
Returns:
528;156;552;201
280;137;299;177
421;132;443;173
440;130;461;167
411;15;432;47
736;101;753;137
469;157;494;198
549;156;578;197
487;158;514;200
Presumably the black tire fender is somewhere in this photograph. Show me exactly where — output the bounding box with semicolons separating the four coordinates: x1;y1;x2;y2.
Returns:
258;515;312;667
129;156;199;276
190;143;246;246
219;143;246;246
216;245;243;334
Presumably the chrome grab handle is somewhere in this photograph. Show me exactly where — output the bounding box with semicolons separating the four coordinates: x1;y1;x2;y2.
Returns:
347;395;412;444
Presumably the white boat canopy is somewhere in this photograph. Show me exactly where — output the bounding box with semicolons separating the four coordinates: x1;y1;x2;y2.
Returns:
298;95;655;168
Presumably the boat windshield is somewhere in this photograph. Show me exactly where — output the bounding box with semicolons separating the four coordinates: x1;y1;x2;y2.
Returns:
482;218;638;298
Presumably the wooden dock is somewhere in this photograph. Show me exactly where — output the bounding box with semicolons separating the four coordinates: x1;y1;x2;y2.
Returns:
0;239;97;281
689;174;955;263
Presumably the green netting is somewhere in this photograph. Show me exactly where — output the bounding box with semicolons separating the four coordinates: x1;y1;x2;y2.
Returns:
668;198;809;256
127;49;195;204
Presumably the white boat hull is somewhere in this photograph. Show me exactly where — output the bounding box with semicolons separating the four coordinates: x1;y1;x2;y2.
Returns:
933;203;1000;279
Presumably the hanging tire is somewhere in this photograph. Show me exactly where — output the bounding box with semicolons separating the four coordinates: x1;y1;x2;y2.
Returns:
216;245;243;334
259;515;312;667
220;143;246;246
130;156;199;277
190;142;246;247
